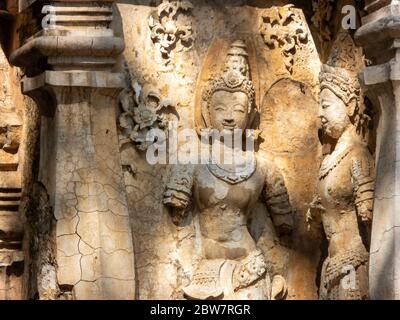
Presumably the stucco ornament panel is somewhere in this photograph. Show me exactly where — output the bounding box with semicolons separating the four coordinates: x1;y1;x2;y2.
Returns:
149;0;194;66
119;69;176;151
117;1;326;300
260;5;308;74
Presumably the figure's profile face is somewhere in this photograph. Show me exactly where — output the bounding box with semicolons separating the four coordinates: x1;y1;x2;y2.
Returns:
319;88;350;140
209;90;249;131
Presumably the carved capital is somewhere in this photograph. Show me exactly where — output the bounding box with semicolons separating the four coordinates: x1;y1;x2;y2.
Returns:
22;71;126;117
355;2;400;63
364;0;394;13
10;0;124;75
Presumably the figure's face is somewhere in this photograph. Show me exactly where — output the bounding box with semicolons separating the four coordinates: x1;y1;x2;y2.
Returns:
319;88;350;139
209;91;249;131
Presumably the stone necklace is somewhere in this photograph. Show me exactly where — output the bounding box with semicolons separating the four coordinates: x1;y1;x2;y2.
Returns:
319;145;351;180
207;155;257;185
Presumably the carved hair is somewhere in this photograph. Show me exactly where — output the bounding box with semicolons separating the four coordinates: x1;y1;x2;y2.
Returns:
319;64;361;106
202;40;256;113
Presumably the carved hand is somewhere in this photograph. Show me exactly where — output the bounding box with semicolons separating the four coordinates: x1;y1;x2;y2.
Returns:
163;192;189;225
306;195;324;231
356;200;373;224
271;275;287;300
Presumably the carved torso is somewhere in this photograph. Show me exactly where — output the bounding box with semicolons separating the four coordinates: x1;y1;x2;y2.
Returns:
317;137;373;252
193;159;264;260
314;130;374;300
163;151;293;300
319;144;356;222
318;144;364;254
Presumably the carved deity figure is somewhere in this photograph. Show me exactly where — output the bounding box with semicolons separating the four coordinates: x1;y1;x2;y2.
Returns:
163;40;294;300
308;40;375;300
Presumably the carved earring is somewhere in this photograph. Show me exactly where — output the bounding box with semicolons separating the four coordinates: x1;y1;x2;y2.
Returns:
347;99;358;119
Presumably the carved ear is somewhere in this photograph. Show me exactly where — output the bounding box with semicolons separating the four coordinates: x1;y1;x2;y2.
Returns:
347;98;358;118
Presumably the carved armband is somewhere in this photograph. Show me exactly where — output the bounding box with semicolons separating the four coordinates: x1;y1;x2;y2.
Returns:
351;157;375;224
163;164;194;210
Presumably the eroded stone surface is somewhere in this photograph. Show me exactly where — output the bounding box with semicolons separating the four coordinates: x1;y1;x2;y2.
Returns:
0;0;392;301
0;24;26;300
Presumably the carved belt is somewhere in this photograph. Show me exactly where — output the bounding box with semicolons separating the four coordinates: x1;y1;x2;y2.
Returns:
183;250;267;300
323;243;368;293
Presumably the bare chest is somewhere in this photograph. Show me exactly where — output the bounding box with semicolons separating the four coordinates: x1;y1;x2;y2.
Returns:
193;164;265;211
318;154;354;210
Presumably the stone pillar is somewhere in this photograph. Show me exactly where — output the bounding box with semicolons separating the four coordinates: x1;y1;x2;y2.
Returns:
0;4;24;300
10;1;135;299
355;0;400;300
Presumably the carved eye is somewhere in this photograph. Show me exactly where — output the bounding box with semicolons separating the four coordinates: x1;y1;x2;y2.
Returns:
213;105;225;111
234;105;246;113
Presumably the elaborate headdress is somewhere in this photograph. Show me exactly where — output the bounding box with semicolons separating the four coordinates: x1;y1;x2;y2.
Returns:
319;64;361;105
202;40;256;113
319;31;370;134
319;31;363;106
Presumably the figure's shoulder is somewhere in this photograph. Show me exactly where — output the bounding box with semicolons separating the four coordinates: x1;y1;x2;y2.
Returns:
168;163;197;179
256;150;279;173
348;142;374;162
346;142;375;176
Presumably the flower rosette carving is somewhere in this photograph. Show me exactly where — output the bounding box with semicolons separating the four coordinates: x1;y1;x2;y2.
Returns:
149;0;194;65
119;84;175;151
260;5;308;73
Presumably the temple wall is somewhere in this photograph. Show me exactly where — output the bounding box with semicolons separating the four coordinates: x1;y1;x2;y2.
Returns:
115;0;333;299
1;0;391;300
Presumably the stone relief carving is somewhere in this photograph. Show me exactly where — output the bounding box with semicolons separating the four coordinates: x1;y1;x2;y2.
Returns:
1;0;387;301
307;33;374;300
0;42;24;300
260;5;308;73
163;40;294;300
0;117;21;164
149;0;194;65
311;0;335;42
119;70;176;151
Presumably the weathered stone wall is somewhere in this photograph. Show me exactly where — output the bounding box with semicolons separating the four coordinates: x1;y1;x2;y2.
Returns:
0;33;26;301
0;0;381;300
115;0;332;300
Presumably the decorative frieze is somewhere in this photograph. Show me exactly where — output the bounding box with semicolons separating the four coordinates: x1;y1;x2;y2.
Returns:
119;81;176;151
260;5;308;73
149;0;194;65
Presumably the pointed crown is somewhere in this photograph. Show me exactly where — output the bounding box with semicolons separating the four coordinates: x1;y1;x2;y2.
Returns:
202;40;255;113
319;31;363;105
